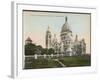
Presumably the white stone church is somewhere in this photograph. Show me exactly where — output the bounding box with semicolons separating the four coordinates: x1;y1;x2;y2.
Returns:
45;17;86;56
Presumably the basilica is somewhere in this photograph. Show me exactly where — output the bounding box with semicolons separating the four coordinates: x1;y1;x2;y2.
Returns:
45;17;86;56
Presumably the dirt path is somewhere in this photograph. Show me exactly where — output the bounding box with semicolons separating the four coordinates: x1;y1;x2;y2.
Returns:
53;59;66;67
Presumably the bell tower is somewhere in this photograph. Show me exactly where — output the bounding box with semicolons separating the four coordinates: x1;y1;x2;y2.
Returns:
45;26;52;49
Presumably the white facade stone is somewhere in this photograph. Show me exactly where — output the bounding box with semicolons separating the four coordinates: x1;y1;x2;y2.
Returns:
45;17;86;56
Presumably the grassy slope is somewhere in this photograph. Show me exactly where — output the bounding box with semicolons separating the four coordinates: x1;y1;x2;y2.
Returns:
25;55;91;69
25;59;62;69
59;55;91;67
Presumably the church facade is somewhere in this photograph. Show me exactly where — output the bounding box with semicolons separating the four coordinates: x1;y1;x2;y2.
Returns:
45;17;86;56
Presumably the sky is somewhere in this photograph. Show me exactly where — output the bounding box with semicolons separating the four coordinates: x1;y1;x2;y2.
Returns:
23;10;91;53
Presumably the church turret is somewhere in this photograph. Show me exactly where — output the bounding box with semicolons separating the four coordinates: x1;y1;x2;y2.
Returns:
25;37;32;44
74;34;79;45
75;35;78;42
80;38;86;54
45;26;52;49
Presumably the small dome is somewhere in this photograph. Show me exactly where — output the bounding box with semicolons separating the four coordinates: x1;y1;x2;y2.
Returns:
26;37;32;42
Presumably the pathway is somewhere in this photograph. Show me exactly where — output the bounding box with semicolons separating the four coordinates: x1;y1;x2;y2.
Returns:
53;59;66;67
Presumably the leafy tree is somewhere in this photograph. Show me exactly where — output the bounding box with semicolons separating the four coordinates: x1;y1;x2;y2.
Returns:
25;43;55;55
48;48;54;55
41;48;48;55
35;45;43;54
25;43;37;55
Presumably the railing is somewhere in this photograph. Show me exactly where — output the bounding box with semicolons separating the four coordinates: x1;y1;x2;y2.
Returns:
25;54;66;59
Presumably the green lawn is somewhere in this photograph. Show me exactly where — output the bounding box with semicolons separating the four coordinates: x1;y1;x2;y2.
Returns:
59;55;91;67
25;58;62;69
24;55;91;69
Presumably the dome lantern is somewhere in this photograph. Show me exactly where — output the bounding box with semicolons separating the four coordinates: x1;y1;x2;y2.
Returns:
65;16;67;22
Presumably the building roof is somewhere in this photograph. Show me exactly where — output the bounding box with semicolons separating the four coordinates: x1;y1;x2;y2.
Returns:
26;37;32;42
61;17;72;33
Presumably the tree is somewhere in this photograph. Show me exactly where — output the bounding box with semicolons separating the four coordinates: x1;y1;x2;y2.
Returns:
48;48;54;55
41;48;48;55
25;43;55;55
25;43;37;55
36;45;43;54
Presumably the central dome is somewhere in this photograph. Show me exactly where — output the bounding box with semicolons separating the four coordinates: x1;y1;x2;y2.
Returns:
61;17;72;33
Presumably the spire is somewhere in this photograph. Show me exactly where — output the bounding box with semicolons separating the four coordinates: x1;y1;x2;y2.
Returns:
65;16;67;22
26;37;32;42
46;25;51;34
25;36;32;44
75;34;78;42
